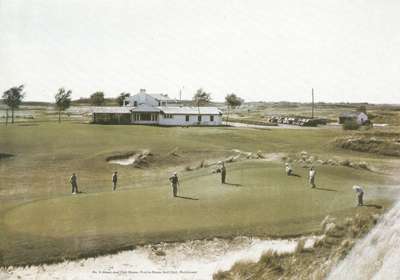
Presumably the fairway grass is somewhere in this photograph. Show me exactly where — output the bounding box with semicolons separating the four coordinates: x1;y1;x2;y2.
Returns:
0;122;398;266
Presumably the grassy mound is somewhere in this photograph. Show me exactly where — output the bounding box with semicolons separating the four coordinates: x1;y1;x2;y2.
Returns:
0;153;13;160
335;136;400;157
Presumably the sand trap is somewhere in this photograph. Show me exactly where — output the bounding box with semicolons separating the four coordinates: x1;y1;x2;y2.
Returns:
1;236;319;280
106;150;152;166
108;154;137;165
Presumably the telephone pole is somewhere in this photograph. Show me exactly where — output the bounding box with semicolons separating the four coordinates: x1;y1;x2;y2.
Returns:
179;86;184;101
311;88;315;119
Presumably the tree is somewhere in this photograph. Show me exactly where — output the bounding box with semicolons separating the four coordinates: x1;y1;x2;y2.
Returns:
117;92;130;106
342;119;360;130
54;88;72;123
90;91;105;106
193;88;211;107
2;85;25;124
193;89;211;123
225;93;244;123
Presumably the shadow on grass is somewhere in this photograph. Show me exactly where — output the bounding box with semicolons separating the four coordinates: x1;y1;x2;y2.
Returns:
72;191;87;194
176;195;199;201
224;182;243;187
363;204;383;209
314;187;338;192
289;173;301;177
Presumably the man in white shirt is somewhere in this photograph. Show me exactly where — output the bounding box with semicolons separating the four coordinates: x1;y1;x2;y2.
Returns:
353;185;364;206
285;163;292;176
309;167;316;188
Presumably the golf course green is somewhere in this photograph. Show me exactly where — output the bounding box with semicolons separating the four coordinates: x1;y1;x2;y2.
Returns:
4;160;388;239
0;122;396;266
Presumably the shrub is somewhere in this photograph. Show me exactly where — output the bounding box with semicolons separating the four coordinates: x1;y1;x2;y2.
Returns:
342;120;360;130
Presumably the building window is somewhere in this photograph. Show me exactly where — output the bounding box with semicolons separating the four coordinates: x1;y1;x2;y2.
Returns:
150;114;156;121
198;115;202;122
133;101;137;107
210;115;214;122
164;114;173;119
185;115;190;122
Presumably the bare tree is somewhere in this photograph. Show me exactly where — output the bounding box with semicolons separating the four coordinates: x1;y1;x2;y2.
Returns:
2;85;25;124
55;88;72;123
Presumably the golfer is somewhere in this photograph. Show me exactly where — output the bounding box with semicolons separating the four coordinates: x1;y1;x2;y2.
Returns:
353;185;364;206
220;162;226;184
112;171;118;191
70;173;78;194
309;167;316;188
285;163;292;176
169;172;179;197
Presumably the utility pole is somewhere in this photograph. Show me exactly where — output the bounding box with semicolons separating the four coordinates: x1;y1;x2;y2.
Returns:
311;88;315;119
180;86;184;101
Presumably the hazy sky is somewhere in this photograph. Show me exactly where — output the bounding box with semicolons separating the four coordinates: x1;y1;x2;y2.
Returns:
1;0;399;103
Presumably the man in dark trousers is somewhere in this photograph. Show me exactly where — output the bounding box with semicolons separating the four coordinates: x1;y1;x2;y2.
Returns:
169;172;179;197
112;171;118;191
353;185;364;206
70;173;78;194
220;162;226;184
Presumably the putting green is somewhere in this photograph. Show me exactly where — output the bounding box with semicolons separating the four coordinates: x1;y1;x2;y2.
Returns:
3;161;387;240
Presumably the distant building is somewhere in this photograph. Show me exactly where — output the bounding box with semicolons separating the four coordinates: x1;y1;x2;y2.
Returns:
92;89;222;126
338;112;368;125
131;106;222;126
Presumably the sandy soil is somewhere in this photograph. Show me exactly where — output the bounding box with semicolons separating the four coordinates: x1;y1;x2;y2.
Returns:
1;236;319;280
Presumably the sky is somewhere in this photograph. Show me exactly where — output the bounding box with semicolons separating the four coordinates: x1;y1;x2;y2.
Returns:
0;0;399;103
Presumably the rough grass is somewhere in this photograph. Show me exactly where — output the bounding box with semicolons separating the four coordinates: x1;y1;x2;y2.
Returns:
335;135;400;157
213;205;388;280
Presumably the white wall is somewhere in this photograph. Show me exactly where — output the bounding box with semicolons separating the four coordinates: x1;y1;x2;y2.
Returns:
125;93;159;107
159;114;222;126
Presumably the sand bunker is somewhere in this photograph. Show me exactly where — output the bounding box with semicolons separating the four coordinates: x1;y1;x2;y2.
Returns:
106;150;152;167
1;236;320;280
108;154;137;165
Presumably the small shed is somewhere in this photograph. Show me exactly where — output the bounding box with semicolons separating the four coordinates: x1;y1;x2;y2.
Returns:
338;112;368;125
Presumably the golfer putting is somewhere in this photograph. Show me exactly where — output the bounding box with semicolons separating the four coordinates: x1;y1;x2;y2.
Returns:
285;163;292;176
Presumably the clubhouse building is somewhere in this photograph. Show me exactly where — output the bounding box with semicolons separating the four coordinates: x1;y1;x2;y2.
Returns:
92;89;223;126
